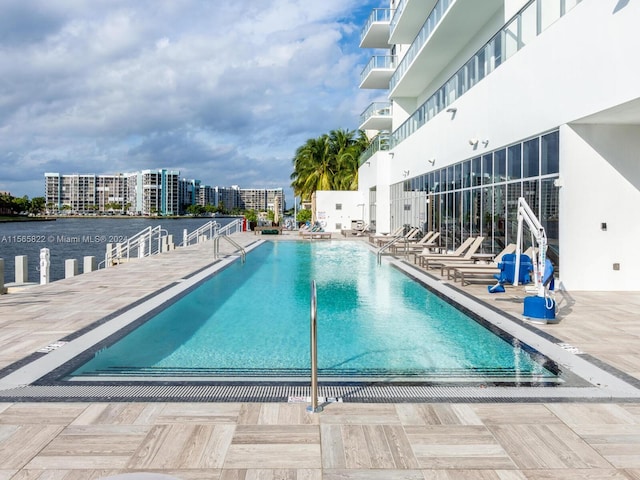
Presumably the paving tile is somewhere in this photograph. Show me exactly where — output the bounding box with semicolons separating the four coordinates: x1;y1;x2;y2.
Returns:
488;424;611;469
127;424;235;469
405;425;515;470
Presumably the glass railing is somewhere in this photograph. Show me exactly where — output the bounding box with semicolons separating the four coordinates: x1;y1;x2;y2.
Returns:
389;0;406;38
360;102;392;125
360;55;397;85
360;8;394;44
390;0;583;148
360;132;391;166
389;0;453;93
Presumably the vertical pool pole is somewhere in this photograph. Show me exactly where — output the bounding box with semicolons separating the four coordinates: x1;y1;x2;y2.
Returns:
307;280;323;413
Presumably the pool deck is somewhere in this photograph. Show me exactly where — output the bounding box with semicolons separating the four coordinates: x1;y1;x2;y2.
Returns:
1;231;639;479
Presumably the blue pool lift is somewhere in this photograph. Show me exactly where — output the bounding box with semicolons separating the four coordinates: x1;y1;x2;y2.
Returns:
514;197;557;323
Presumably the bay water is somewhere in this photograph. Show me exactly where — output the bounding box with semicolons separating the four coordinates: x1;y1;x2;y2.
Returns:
0;217;234;284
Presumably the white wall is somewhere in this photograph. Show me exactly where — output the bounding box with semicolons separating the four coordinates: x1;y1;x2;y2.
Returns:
559;124;640;291
315;191;365;232
388;0;640;187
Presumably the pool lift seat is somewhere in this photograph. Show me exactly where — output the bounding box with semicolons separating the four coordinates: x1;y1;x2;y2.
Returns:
514;197;557;323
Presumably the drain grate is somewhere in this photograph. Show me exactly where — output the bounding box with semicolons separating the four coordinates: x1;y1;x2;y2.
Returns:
1;383;638;403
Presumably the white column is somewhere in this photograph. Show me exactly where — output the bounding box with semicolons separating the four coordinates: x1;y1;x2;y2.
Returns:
14;255;28;284
65;259;78;278
183;228;188;246
83;256;97;273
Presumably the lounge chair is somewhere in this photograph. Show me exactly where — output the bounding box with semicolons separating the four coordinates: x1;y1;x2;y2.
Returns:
450;246;534;285
418;237;485;270
440;243;517;280
374;226;420;247
415;236;475;268
368;226;403;244
391;231;439;254
394;231;441;254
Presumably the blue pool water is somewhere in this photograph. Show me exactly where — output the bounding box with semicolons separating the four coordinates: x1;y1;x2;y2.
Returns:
70;241;559;384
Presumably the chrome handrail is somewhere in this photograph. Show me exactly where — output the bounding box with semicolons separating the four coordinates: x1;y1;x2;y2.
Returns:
307;280;322;413
377;234;404;265
214;235;246;263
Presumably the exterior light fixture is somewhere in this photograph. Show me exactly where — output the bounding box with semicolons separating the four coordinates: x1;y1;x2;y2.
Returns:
468;138;479;147
428;158;436;166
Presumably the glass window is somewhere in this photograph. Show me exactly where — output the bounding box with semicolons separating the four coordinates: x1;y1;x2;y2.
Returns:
472;157;482;186
523;138;540;177
454;163;462;189
482;154;493;185
494;184;506;248
471;188;481;237
462;160;471;188
507;144;522;180
541;130;559;174
506;182;522;245
494;149;506;182
446;166;454;191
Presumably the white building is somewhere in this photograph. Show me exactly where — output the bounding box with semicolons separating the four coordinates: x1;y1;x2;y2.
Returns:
339;0;640;291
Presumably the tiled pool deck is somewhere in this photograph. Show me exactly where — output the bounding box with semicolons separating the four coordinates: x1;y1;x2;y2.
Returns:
1;231;639;479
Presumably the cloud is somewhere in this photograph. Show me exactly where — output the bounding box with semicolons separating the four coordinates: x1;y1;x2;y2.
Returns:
0;0;383;201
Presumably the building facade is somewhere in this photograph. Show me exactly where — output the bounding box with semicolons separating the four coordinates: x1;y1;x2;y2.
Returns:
45;172;286;218
350;0;640;291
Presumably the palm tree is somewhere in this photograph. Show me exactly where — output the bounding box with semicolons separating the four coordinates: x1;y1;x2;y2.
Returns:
331;129;369;191
290;134;334;201
290;129;369;201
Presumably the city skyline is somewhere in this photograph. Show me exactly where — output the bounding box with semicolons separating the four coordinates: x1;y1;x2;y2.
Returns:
0;1;384;201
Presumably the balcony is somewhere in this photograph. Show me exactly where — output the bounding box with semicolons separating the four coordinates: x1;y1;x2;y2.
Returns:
360;8;393;49
359;102;393;131
390;0;502;97
389;0;438;45
360;55;396;90
359;132;390;166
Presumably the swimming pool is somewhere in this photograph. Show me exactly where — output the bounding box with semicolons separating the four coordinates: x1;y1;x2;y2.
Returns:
66;241;563;385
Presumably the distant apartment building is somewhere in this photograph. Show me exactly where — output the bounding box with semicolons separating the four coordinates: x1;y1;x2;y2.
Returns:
45;172;285;217
198;185;215;206
96;174;128;212
238;188;284;217
128;169;180;216
179;179;201;209
45;173;97;213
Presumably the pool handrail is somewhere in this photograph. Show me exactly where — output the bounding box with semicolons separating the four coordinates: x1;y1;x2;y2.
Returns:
307;280;322;413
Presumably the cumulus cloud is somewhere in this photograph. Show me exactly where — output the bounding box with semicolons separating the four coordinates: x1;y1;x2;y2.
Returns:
0;0;384;202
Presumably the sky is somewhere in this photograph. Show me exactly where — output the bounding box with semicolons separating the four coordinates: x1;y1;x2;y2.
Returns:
0;0;385;205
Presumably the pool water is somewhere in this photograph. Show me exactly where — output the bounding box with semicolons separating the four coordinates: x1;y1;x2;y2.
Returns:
70;241;559;384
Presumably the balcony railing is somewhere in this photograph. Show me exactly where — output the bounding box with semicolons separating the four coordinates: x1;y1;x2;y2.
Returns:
389;0;452;93
360;132;391;165
360;55;397;89
360;102;392;125
391;0;583;147
360;8;394;48
389;0;407;38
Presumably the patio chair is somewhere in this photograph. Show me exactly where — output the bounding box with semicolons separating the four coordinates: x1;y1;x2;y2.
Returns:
440;243;517;280
415;236;475;268
419;236;485;270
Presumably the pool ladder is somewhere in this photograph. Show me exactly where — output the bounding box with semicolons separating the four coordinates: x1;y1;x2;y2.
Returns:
213;235;246;263
377;234;407;265
307;280;322;413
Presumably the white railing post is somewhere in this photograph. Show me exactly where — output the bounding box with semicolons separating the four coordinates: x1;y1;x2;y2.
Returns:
40;248;50;285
